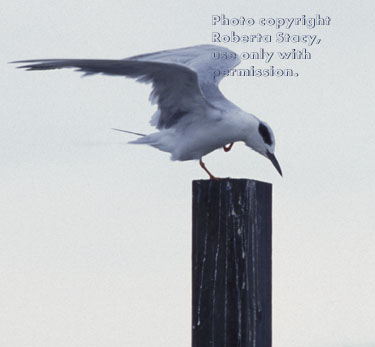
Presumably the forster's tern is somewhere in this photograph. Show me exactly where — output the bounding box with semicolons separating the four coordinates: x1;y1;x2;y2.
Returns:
13;44;282;178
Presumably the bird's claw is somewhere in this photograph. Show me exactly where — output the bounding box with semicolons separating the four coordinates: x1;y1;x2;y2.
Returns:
223;143;234;152
210;176;220;181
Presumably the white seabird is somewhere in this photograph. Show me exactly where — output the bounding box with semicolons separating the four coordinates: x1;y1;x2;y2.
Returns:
12;44;282;179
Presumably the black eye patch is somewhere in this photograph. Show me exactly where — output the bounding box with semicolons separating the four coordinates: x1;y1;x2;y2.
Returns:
258;123;272;145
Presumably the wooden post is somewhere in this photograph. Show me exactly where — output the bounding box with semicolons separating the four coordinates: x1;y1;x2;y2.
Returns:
192;179;272;347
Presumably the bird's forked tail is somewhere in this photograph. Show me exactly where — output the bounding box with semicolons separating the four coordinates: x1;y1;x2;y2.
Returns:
111;128;146;137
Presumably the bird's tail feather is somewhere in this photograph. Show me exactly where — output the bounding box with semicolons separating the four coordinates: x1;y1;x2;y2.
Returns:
112;128;159;146
112;128;161;147
112;127;174;156
111;128;146;137
127;131;173;154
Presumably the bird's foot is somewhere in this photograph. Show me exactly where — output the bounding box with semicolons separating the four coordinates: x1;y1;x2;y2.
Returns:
209;174;220;181
223;143;234;152
199;159;220;181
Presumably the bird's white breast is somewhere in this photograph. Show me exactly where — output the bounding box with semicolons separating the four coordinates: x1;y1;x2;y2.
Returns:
171;109;253;161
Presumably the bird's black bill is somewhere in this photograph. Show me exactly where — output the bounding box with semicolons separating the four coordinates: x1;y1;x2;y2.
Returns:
266;151;283;176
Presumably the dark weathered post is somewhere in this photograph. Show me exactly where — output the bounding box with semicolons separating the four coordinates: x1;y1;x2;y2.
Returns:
192;179;272;347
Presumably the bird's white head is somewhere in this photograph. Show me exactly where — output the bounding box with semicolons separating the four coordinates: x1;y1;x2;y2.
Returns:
245;120;282;176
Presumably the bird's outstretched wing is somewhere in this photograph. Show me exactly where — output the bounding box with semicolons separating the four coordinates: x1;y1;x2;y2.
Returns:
127;44;241;103
12;58;212;130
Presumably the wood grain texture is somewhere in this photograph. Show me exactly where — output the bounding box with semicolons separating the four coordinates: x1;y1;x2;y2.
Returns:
192;179;272;347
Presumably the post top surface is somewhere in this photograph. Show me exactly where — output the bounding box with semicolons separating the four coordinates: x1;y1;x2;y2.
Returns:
192;178;272;187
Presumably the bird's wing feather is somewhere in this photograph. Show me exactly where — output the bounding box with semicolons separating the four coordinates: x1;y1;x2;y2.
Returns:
12;58;212;130
127;44;241;102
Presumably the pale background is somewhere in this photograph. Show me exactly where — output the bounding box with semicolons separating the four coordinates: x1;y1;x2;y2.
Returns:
1;0;374;346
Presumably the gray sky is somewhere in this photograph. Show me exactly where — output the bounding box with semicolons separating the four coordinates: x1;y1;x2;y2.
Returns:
1;0;375;346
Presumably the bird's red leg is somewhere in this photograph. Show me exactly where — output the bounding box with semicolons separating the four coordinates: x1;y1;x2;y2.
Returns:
199;159;219;180
223;142;234;152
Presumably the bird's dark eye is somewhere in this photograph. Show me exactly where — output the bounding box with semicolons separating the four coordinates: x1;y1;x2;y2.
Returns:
258;123;272;145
